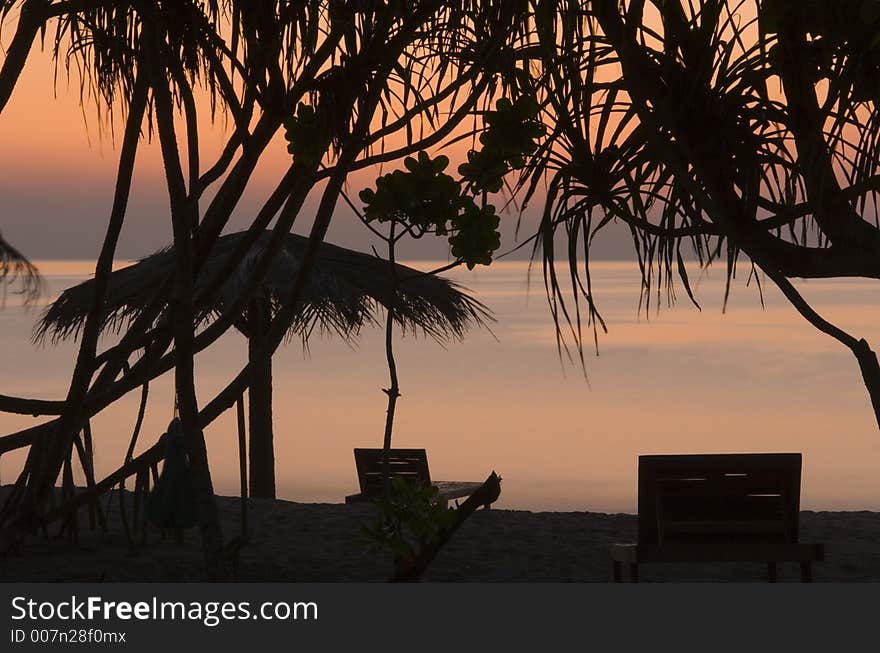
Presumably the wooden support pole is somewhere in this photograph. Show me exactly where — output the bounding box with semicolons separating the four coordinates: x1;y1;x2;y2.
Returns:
236;394;249;540
247;298;275;499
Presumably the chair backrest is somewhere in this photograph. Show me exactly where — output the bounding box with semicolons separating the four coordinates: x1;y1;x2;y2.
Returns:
353;448;432;496
637;453;802;546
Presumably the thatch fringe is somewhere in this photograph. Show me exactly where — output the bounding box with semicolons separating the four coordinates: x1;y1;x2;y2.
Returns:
0;231;41;303
35;231;492;345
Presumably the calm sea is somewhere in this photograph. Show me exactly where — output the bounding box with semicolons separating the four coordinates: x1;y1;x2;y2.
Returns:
2;260;879;512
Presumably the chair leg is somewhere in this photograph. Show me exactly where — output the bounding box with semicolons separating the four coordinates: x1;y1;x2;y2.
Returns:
767;562;777;583
629;562;639;583
613;561;622;583
800;561;813;582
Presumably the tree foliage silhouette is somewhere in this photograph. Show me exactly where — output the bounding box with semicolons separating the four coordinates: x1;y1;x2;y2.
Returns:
0;0;534;577
522;0;880;430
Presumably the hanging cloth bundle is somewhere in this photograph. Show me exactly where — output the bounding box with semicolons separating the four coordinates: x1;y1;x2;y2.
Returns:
147;418;199;530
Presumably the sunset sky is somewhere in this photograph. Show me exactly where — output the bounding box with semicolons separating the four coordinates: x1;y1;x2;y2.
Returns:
0;33;643;263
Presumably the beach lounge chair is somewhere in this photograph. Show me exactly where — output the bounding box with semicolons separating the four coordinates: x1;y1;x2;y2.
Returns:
610;453;824;582
345;448;492;509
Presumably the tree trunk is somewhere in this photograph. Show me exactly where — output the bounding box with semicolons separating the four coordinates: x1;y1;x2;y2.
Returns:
247;298;275;499
0;68;148;551
853;339;880;431
0;0;46;114
381;230;400;495
143;17;227;580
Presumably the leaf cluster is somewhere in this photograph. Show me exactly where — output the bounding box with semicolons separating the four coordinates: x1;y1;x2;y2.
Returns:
359;151;502;268
449;203;501;267
360;476;457;564
459;97;547;193
283;103;330;168
360;151;463;233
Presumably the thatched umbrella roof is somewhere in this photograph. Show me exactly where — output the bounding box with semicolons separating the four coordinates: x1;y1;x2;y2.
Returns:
1;232;40;301
35;230;493;344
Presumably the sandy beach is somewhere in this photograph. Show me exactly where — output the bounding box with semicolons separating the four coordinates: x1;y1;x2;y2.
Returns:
2;493;879;582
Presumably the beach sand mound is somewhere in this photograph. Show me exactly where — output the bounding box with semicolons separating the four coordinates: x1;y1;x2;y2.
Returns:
2;493;878;582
